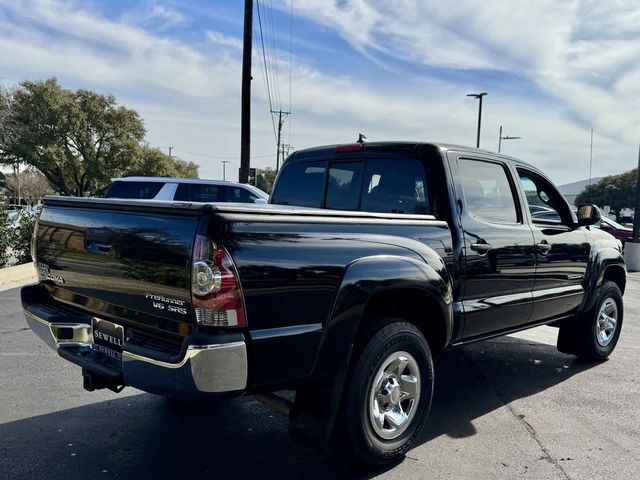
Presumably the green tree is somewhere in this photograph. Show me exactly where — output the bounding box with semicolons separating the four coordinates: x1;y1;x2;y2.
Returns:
129;146;199;178
0;78;199;196
256;167;277;194
575;169;637;214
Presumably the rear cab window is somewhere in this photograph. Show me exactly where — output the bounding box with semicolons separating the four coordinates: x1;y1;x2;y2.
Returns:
105;181;164;199
272;157;430;214
270;161;326;207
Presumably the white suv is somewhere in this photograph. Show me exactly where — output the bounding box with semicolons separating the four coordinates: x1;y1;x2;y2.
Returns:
104;177;269;204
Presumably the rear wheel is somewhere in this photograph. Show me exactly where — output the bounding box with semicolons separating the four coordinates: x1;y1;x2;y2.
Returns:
344;319;434;466
557;281;623;361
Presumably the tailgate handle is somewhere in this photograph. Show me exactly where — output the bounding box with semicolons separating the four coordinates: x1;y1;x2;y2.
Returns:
85;229;113;255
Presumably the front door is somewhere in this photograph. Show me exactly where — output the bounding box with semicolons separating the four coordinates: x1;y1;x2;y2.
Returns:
516;168;589;321
450;155;537;339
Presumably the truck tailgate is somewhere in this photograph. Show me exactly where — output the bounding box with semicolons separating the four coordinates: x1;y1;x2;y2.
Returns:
34;197;204;338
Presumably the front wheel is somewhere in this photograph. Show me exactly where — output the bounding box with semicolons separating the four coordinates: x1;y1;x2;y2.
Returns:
344;319;434;466
557;280;624;361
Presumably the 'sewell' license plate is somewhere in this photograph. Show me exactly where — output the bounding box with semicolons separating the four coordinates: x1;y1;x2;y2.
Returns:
92;318;124;358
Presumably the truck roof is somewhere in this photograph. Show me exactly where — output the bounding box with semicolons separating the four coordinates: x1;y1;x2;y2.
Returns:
290;141;535;169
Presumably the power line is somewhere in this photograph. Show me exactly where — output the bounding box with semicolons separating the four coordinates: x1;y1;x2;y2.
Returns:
288;0;293;146
256;0;277;140
253;21;277;141
267;0;282;110
174;148;275;160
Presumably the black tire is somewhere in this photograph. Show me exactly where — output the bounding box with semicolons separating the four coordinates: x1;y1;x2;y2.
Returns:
344;318;434;466
557;281;623;361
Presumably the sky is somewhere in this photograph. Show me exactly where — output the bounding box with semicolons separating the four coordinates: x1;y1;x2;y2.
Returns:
1;0;639;184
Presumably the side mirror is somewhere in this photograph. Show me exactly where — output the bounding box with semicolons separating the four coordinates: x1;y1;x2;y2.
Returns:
253;198;268;205
577;204;601;226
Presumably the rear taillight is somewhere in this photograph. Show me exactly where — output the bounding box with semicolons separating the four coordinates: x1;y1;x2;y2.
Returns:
191;235;246;327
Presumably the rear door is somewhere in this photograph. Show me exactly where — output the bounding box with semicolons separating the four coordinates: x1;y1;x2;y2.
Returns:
448;154;537;339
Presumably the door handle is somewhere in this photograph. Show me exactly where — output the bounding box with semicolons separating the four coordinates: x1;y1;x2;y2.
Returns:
470;242;492;254
536;241;552;254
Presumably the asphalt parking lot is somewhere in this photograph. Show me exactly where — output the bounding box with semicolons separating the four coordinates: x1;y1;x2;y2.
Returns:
1;277;639;480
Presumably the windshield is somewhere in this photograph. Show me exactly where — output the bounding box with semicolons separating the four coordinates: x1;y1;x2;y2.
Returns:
603;217;628;230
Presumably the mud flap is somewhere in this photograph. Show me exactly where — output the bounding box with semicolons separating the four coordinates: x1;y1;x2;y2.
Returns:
288;349;352;448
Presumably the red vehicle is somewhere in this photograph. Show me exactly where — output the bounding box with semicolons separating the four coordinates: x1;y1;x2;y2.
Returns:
598;217;633;244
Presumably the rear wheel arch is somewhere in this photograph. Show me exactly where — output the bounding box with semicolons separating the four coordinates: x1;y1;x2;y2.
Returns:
356;288;450;357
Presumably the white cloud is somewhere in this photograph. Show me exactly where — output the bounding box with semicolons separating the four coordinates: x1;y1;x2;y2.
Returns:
149;5;186;25
206;30;243;50
0;0;638;185
287;1;640;148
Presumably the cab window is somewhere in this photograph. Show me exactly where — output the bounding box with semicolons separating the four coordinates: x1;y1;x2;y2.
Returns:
517;169;569;225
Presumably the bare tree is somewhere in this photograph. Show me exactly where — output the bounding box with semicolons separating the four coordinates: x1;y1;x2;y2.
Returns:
4;169;53;205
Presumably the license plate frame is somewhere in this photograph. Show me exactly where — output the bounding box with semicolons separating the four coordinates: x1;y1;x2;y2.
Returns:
92;318;124;359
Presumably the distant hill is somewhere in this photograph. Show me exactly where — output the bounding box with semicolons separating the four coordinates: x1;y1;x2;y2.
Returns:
558;177;604;205
558;177;604;196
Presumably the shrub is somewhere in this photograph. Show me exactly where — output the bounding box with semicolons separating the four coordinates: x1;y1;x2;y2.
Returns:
13;210;37;265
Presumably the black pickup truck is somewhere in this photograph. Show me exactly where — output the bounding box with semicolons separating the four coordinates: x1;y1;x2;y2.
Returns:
22;142;626;465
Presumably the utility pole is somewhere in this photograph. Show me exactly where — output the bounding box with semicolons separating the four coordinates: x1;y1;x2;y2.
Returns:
589;128;594;186
467;92;487;148
279;143;293;168
272;109;290;171
168;146;173;158
221;160;230;181
239;0;253;184
498;125;521;153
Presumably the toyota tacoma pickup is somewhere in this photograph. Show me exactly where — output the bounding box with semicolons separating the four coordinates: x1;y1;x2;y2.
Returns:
22;142;626;465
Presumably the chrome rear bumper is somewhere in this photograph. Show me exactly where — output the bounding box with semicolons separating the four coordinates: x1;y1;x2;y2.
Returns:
24;307;248;396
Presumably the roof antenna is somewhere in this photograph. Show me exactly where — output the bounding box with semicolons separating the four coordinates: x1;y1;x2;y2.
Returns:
356;133;368;144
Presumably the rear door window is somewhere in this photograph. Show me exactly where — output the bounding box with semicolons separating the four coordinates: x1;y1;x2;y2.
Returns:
174;184;225;202
271;161;326;207
458;159;519;224
105;181;164;199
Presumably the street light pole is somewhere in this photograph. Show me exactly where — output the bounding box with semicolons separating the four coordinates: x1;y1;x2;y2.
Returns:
633;140;640;243
589;128;594;186
467;92;487;148
498;125;522;153
221;160;230;181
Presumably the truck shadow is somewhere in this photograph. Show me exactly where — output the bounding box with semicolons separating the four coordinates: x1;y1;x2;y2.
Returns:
2;334;598;480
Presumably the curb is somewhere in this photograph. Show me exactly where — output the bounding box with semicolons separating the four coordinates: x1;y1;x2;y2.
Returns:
0;263;37;292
